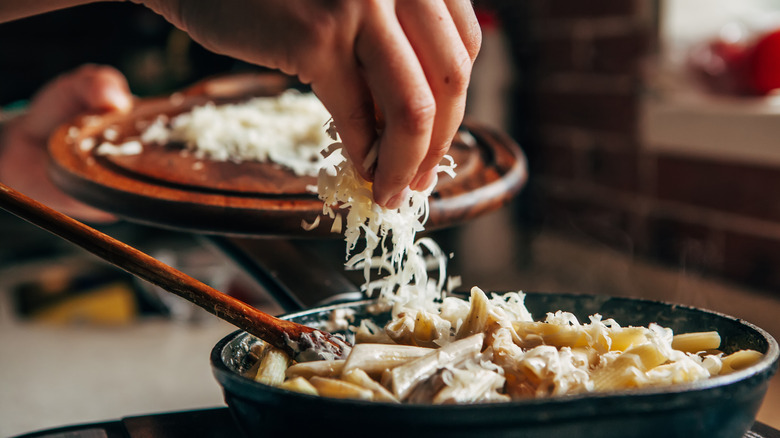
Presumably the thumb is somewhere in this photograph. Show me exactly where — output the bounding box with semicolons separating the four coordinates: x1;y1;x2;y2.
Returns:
22;65;133;143
76;64;133;113
75;66;133;113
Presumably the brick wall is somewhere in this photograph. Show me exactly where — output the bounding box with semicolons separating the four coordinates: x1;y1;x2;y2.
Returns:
497;0;780;292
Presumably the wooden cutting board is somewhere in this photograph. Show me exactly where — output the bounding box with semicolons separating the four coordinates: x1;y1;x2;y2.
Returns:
48;73;527;237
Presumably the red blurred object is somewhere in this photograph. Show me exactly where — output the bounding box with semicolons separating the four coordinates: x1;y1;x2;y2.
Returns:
689;27;780;96
475;7;499;30
688;37;751;95
748;29;780;95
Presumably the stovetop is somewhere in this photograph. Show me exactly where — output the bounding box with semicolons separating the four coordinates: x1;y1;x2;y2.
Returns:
12;408;780;438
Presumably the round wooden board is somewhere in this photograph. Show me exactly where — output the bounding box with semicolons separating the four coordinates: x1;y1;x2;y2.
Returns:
48;74;527;237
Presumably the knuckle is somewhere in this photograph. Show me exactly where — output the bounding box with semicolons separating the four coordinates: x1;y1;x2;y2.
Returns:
295;18;346;83
384;168;416;190
429;139;452;157
466;23;483;61
419;140;452;171
394;96;436;137
445;50;473;95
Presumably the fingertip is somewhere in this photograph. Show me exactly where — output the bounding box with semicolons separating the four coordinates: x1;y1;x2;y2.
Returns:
78;65;133;113
409;168;436;192
373;161;415;208
382;186;411;210
103;86;133;113
372;177;398;209
373;186;391;208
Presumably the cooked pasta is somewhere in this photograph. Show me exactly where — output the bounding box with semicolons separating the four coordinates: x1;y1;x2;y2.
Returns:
672;331;722;353
251;346;290;386
721;349;764;373
246;286;763;403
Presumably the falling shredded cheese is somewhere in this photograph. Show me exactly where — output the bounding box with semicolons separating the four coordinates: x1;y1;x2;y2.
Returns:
311;125;457;316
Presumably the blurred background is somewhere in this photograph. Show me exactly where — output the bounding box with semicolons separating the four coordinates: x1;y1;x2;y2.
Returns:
2;0;780;435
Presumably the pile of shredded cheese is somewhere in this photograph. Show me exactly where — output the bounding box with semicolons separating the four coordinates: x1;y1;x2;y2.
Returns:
98;90;333;176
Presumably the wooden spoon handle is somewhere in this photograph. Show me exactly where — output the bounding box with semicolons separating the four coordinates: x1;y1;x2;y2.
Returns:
0;182;332;357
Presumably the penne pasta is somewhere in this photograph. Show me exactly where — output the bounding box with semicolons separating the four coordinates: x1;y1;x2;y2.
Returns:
609;327;648;352
279;376;319;396
456;288;494;339
309;377;374;401
286;359;345;380
626;343;668;371
591;344;667;391
342;343;432;378
390;334;484;400
433;368;508;404
342;369;400;403
672;331;721;353
591;354;644;391
253;345;291;386
720;349;763;374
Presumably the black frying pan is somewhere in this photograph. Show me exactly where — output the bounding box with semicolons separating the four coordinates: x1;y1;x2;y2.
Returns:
212;292;779;438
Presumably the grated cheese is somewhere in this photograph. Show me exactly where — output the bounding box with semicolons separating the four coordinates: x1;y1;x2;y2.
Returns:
140;90;332;176
95;140;142;156
90;90;333;176
312;132;457;316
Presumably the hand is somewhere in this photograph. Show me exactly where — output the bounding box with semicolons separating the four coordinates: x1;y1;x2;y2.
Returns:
0;64;133;223
143;0;481;208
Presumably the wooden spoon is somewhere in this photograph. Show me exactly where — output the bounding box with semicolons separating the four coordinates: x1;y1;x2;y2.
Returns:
0;182;350;360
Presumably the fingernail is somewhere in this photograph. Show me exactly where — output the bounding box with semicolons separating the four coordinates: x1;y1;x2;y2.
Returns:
374;186;390;208
385;193;402;210
410;169;436;191
384;187;410;210
105;87;132;113
409;173;423;190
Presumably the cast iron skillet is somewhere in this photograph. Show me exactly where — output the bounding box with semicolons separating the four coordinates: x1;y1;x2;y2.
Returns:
211;292;779;438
